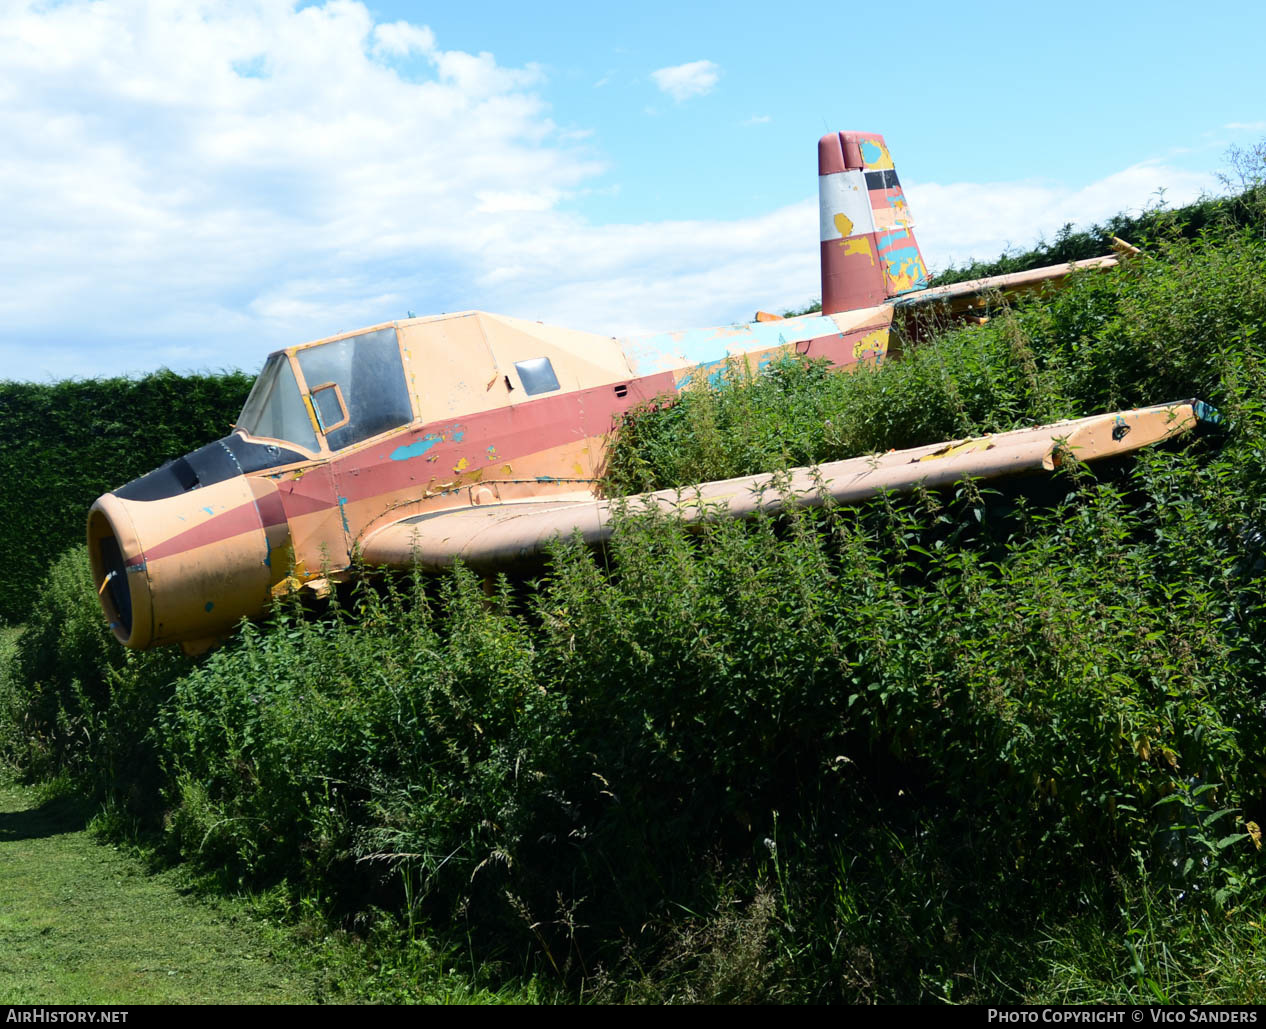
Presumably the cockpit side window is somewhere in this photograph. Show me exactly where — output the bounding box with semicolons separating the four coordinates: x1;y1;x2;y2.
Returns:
296;328;414;451
236;354;320;452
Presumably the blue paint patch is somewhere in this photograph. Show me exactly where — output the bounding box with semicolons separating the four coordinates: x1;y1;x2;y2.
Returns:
883;246;929;291
877;228;911;251
676;356;730;390
202;506;214;515
204;601;215;613
337;496;351;534
627;315;840;370
535;475;558;483
1194;400;1223;425
859;140;883;166
452;429;465;442
263;536;271;568
390;434;441;461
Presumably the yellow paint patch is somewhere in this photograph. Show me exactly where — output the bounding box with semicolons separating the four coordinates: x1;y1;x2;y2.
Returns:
454;457;469;472
840;236;874;265
852;329;887;362
862;139;894;170
885;252;928;294
833;212;854;237
918;439;994;462
572;462;584;477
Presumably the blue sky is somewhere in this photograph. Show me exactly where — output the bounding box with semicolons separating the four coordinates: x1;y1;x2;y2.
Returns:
1;0;1263;381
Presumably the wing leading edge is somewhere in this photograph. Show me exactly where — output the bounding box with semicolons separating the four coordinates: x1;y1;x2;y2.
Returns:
359;401;1206;572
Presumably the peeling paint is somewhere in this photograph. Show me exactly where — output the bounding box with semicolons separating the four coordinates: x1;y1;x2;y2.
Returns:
391;434;441;461
852;329;887;362
918;438;993;462
841;236;874;264
675;356;731;390
628;315;844;371
859;138;893;170
883;246;929;293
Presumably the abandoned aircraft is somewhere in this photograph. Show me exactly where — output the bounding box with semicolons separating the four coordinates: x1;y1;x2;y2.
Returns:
89;130;1207;652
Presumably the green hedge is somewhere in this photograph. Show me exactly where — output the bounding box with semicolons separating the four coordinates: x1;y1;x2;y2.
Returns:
0;371;252;624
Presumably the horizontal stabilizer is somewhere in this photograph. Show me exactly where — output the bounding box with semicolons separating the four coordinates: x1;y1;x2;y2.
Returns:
894;256;1123;314
360;401;1203;571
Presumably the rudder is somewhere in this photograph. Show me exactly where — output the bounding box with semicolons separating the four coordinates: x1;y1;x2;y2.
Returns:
819;131;929;314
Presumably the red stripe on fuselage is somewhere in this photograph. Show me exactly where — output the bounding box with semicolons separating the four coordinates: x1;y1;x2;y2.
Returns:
138;340;874;566
325;369;678;509
142;500;264;563
253;488;287;529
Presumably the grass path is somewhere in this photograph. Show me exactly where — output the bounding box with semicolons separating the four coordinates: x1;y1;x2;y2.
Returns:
0;780;316;1005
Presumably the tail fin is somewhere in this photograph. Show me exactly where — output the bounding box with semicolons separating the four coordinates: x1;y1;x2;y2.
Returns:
818;131;929;314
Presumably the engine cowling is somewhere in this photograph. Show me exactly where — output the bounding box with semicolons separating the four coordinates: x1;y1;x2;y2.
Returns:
88;470;290;650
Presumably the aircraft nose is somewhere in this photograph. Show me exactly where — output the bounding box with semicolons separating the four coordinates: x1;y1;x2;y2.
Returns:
88;492;155;649
87;472;289;651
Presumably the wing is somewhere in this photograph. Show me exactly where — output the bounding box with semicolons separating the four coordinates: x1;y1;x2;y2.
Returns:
360;400;1207;571
893;252;1130;318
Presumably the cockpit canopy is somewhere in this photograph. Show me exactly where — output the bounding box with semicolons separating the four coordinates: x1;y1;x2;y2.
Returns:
236;326;414;453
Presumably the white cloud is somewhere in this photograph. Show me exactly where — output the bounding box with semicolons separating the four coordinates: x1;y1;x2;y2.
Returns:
650;60;719;102
474;189;560;213
745;114;771;125
0;0;597;378
371;20;436;58
0;2;1232;382
1225;121;1266;132
907;160;1217;272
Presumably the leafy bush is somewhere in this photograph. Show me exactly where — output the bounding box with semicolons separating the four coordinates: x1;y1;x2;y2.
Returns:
4;543;191;799
143;424;1266;999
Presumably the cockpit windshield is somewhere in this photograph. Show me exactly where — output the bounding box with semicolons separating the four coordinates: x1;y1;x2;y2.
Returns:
236;353;319;452
236;328;414;453
295;328;413;450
